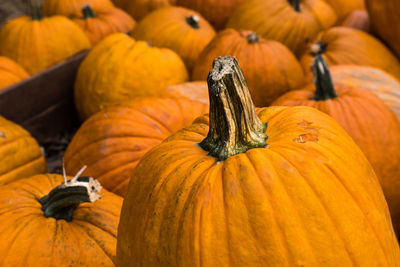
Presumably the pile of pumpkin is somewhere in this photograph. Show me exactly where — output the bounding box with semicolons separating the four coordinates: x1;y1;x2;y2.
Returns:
2;0;400;265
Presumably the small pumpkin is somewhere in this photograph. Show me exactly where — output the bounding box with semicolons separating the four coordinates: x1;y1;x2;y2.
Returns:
0;56;29;90
0;0;91;75
192;29;305;106
323;0;364;19
64;97;208;197
72;5;136;45
0;116;46;185
165;81;208;105
132;6;215;72
337;10;370;32
0;172;122;266
74;33;188;120
42;0;114;16
117;56;400;266
113;0;175;20
226;0;337;56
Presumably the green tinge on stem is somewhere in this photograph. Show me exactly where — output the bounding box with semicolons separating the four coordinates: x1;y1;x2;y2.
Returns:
29;0;42;20
288;0;301;12
310;54;338;101
82;5;97;19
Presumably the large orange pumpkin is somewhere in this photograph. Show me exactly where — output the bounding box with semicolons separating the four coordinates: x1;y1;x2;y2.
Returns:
0;116;46;185
113;0;175;20
0;56;29;90
0;1;91;75
300;27;400;82
64;97;208;197
132;6;215;72
192;29;305;106
74;33;188;120
42;0;114;16
226;0;337;56
273;55;400;234
0;173;122;266
117;56;400;266
323;0;364;19
165;81;208;104
337;10;370;32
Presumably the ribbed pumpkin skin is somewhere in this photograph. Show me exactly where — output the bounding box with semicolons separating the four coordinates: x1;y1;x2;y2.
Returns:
42;0;115;16
0;174;122;266
0;16;90;75
165;81;208;105
72;7;136;45
74;33;189;120
226;0;337;56
176;0;247;29
192;29;305;106
132;7;216;72
113;0;175;20
0;116;46;186
0;57;29;90
64;98;208;197
300;27;400;82
365;0;400;59
324;0;364;18
117;106;400;266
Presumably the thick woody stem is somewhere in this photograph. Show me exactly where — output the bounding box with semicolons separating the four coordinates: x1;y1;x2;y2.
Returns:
82;5;97;19
247;32;259;44
186;15;200;29
288;0;301;12
311;54;338;101
30;0;42;21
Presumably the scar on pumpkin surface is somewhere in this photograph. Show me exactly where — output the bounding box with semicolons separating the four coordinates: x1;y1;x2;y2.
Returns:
293;120;319;143
0;131;5;138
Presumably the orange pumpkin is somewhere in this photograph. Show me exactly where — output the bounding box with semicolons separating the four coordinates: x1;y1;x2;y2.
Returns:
0;1;91;75
132;6;215;72
72;5;136;45
0;173;122;266
0;116;46;185
192;29;305;106
64;97;208;197
165;81;208;105
337;10;370;32
323;0;364;19
300;27;400;82
226;0;337;56
42;0;114;16
273;55;400;234
74;33;188;120
0;56;29;90
175;0;247;29
117;56;400;266
113;0;175;20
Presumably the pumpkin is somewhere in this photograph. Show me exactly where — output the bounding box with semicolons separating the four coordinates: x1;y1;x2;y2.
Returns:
300;27;400;82
72;5;136;45
273;55;400;234
365;0;400;59
0;0;91;75
74;33;188;120
42;0;114;16
192;29;305;106
323;0;364;19
132;6;215;72
64;97;208;197
226;0;337;56
175;0;247;30
113;0;175;20
165;81;209;105
117;56;400;266
337;10;370;32
0;56;29;90
0;116;46;185
0;172;122;266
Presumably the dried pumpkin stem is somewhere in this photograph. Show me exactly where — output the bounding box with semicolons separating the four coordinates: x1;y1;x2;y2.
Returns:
82;5;97;19
200;56;267;161
288;0;301;12
186;15;200;29
247;32;259;44
311;54;337;101
29;0;42;21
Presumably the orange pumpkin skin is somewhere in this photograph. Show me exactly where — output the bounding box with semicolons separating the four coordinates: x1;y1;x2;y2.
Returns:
337;10;370;32
0;15;90;75
192;29;305;106
132;7;216;72
300;27;400;82
0;116;46;186
226;0;337;56
324;0;364;19
74;33;189;120
0;56;29;90
42;0;115;16
0;173;122;266
175;0;247;29
113;0;175;20
165;81;208;105
72;6;136;45
64;97;208;197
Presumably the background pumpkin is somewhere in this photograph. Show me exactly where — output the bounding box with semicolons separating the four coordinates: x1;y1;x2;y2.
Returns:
337;10;370;32
0;173;122;266
42;0;114;16
192;29;305;106
64;97;208;197
226;0;337;56
323;0;364;19
113;0;175;20
132;6;215;72
117;56;400;266
0;56;29;90
0;116;46;185
165;81;208;105
74;33;188;120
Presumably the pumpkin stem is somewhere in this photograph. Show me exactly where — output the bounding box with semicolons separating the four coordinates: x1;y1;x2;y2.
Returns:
29;0;42;21
186;15;200;29
200;56;267;161
311;54;337;101
247;32;259;44
288;0;301;12
37;166;102;222
82;5;97;19
310;42;327;56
